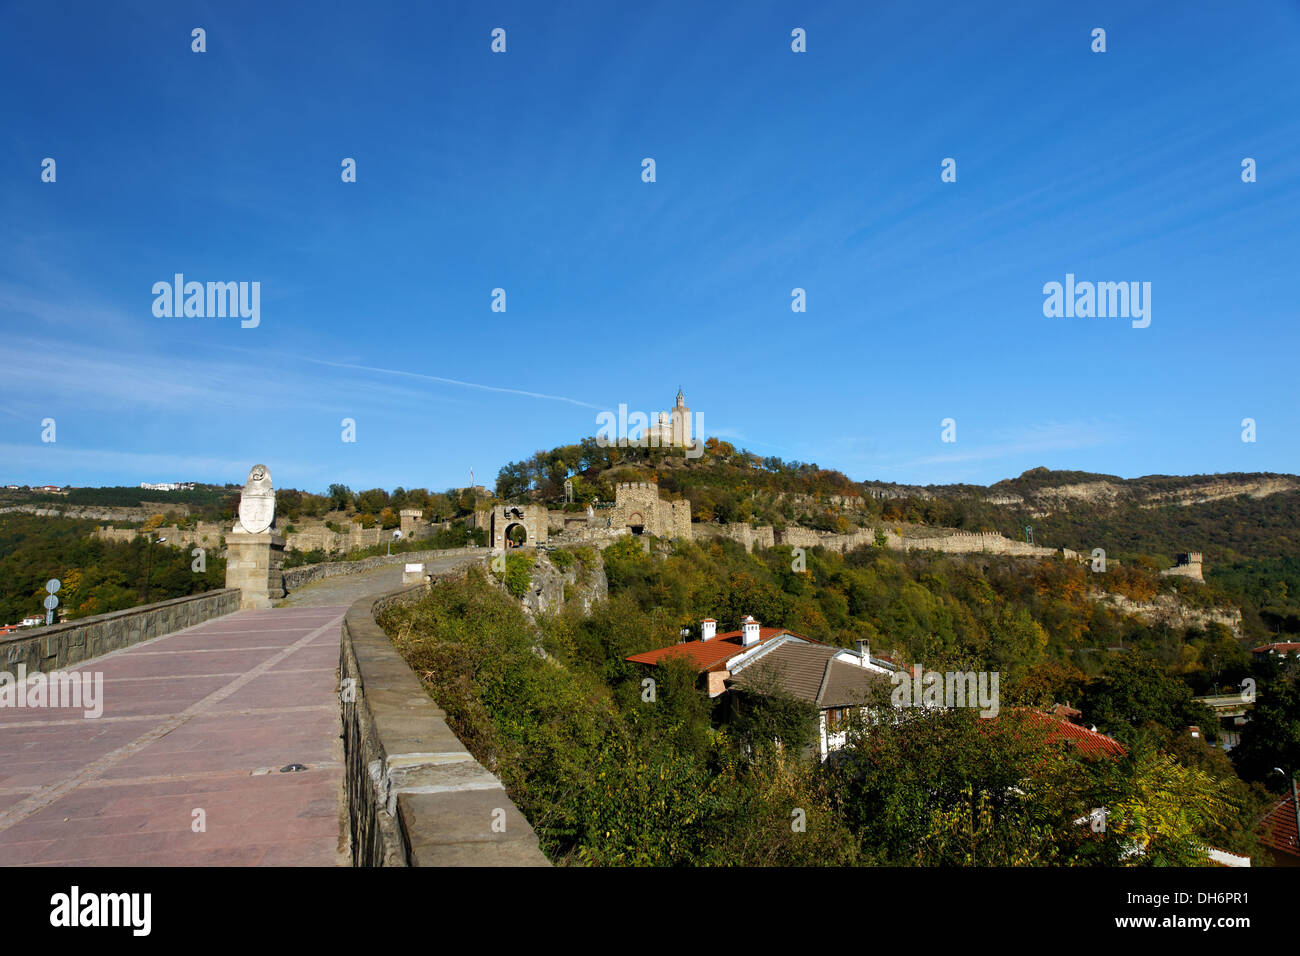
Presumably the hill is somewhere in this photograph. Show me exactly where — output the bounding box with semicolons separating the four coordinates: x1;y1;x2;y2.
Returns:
494;443;1300;640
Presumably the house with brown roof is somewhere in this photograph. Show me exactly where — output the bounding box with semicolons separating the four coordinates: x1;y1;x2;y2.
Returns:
727;639;894;758
626;615;897;759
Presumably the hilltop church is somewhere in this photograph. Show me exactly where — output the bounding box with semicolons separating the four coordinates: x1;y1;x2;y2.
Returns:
644;388;693;448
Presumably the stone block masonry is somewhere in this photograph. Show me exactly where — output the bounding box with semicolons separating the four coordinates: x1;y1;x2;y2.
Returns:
0;589;240;675
1160;552;1205;583
694;522;776;551
340;574;549;867
608;482;691;539
225;530;286;609
489;504;549;549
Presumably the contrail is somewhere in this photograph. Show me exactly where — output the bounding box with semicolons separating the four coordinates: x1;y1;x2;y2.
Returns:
214;346;605;410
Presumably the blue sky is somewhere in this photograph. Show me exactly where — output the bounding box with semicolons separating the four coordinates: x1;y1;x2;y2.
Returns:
2;0;1298;494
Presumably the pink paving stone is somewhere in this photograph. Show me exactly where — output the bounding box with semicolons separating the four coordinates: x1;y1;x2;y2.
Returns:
0;606;348;866
0;840;56;865
0;793;28;813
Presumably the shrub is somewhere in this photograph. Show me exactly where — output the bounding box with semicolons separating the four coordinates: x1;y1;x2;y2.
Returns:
494;551;533;597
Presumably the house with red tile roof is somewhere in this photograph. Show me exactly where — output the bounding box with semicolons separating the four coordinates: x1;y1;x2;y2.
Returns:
1251;641;1300;659
627;616;898;758
1256;789;1300;867
1010;708;1127;760
626;616;801;697
1012;710;1255;865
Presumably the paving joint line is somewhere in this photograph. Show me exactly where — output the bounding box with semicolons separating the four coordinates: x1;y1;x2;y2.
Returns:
0;611;346;835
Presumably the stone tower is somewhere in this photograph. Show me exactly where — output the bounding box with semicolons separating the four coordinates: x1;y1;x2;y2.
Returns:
670;388;691;447
1160;551;1205;583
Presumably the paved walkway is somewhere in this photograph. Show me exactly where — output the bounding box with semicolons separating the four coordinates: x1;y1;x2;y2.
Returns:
0;551;484;867
278;551;485;608
0;605;348;866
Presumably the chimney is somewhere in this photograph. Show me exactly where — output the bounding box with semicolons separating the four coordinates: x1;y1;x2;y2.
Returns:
700;619;717;641
741;615;760;647
855;639;870;665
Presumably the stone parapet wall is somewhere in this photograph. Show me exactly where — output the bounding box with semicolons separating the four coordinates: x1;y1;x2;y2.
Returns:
0;589;240;674
340;571;549;867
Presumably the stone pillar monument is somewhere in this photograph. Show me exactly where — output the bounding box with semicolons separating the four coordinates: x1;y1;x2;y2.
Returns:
224;464;286;609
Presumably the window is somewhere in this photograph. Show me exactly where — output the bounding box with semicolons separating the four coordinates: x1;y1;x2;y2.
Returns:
826;707;855;733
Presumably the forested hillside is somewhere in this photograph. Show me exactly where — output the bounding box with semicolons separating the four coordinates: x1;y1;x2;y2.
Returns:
382;536;1291;865
0;514;226;624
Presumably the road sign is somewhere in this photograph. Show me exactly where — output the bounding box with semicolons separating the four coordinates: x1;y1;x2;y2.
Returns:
43;594;59;610
46;579;60;594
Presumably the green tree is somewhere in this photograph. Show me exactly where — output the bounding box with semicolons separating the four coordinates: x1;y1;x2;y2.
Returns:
1232;664;1300;786
326;483;353;511
729;661;819;760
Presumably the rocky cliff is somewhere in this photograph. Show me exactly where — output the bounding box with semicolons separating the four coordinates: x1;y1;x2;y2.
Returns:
503;550;609;618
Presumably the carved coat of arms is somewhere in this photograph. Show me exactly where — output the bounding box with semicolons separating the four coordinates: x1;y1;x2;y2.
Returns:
236;464;276;534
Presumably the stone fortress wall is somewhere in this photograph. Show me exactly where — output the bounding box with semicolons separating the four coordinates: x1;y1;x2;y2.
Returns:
778;525;877;553
79;477;1186;576
540;482;1077;562
488;504;549;549
693;522;776;551
775;524;1062;559
607;482;692;539
94;511;444;555
889;529;1062;558
94;520;227;549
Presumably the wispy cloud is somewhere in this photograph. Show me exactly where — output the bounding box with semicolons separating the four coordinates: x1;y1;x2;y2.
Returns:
0;442;269;481
0;336;496;418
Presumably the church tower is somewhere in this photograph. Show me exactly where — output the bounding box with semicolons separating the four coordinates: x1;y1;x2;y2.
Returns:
670;387;691;447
